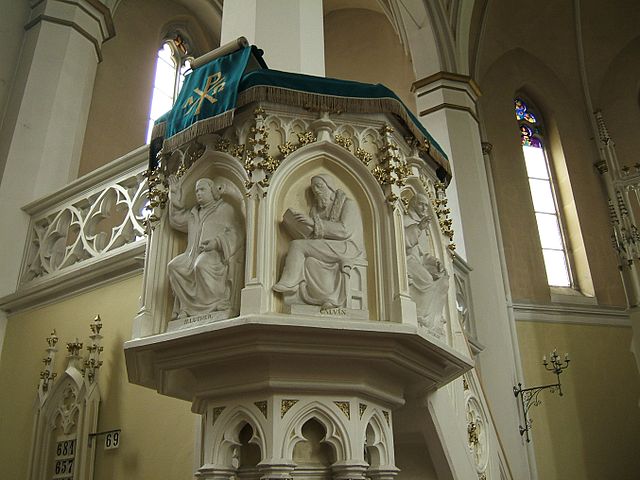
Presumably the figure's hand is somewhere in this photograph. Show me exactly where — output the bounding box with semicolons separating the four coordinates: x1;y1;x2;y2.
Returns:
435;259;443;273
418;215;432;230
168;175;181;197
293;212;314;227
199;239;215;252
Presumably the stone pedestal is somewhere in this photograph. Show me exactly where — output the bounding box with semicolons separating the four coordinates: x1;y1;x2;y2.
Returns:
126;317;471;477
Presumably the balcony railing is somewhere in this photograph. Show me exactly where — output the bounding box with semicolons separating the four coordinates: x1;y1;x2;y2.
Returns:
1;146;149;312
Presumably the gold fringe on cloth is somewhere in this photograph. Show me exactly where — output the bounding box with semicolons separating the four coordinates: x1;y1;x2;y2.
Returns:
154;85;450;178
161;110;235;153
151;121;166;140
236;85;451;177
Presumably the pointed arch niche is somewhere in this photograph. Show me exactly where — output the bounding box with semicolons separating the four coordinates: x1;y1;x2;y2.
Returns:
28;366;100;480
266;142;392;320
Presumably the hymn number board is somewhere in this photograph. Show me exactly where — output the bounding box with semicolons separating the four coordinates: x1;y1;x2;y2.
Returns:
52;435;76;480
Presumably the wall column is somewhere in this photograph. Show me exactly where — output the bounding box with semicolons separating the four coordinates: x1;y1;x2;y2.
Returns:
220;0;325;76
412;72;534;479
0;0;114;297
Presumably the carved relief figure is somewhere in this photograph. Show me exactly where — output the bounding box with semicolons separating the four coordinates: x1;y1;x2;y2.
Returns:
404;193;449;334
167;176;244;319
274;175;364;309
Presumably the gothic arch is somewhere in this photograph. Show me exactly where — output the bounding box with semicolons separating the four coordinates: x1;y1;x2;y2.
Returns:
266;141;392;320
210;406;267;467
361;409;393;468
280;400;350;462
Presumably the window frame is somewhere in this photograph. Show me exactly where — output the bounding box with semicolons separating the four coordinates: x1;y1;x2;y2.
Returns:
515;95;577;289
146;34;193;143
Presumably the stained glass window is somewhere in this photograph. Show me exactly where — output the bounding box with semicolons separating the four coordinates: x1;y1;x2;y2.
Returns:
514;97;572;287
146;36;191;143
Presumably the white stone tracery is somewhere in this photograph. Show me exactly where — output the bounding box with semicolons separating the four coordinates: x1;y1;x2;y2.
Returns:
20;158;147;284
282;401;350;464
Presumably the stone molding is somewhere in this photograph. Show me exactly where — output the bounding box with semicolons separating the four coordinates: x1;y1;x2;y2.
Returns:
412;71;481;123
411;71;482;98
511;301;629;327
26;0;115;61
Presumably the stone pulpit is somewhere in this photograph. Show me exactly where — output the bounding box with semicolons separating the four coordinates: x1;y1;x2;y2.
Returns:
125;43;473;480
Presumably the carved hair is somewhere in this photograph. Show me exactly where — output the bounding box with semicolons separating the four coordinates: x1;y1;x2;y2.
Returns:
409;193;429;210
196;177;225;195
311;174;335;192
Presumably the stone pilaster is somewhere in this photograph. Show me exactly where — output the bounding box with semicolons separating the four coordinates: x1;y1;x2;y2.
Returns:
412;71;534;477
0;0;114;296
220;0;324;76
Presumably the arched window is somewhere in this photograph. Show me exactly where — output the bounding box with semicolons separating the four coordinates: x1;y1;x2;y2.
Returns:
515;97;572;287
146;35;192;142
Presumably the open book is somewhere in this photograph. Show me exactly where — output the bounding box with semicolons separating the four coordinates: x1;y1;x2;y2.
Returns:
282;208;314;239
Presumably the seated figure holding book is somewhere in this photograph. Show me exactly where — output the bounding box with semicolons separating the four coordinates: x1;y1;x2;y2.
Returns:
273;175;364;309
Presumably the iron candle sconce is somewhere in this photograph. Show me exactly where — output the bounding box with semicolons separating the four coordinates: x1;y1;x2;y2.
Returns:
513;348;570;442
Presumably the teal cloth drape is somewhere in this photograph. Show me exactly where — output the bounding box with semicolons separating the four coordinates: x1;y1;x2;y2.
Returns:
237;68;448;162
166;46;252;138
149;46;450;178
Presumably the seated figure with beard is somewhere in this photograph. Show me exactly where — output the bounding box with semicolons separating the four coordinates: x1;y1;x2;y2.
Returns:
404;193;449;335
273;175;365;309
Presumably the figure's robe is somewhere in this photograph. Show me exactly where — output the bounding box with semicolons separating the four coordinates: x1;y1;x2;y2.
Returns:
168;198;243;318
277;190;364;308
404;209;449;327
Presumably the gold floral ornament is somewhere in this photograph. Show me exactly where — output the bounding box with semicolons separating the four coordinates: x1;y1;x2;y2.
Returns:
143;157;171;234
433;181;455;252
355;147;372;166
467;420;479;447
297;130;317;146
214;137;245;159
334;401;350;419
254;401;268;418
39;330;59;392
374;125;411;204
211;406;226;424
281;399;299;418
244;107;273;191
66;338;83;357
278;141;297;158
84;315;104;383
334;133;353;151
277;130;317;161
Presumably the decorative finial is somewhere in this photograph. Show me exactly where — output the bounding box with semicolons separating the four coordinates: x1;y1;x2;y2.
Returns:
46;330;58;348
90;315;102;335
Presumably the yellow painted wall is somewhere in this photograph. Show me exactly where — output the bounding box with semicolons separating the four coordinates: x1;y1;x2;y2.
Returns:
0;275;197;480
78;0;217;176
516;321;640;480
476;0;634;307
323;8;417;114
478;49;625;305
